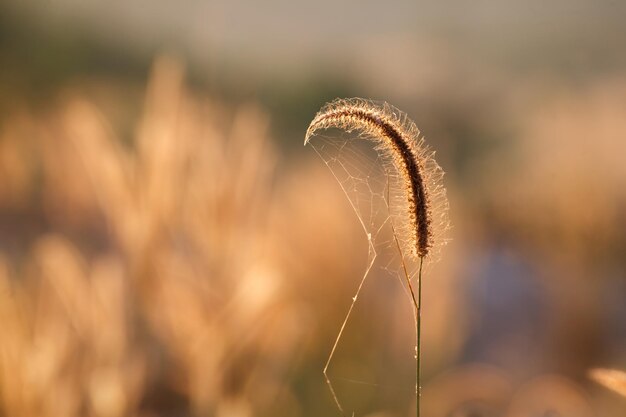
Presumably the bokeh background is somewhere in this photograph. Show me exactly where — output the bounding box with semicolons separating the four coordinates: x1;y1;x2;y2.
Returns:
1;1;625;416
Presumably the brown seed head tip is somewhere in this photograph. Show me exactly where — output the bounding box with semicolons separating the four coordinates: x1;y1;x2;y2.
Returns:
305;98;449;260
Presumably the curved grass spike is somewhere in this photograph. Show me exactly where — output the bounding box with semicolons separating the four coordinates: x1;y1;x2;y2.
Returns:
305;98;449;416
306;98;443;259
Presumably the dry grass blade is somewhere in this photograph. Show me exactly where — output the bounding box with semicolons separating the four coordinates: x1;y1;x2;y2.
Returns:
589;368;626;398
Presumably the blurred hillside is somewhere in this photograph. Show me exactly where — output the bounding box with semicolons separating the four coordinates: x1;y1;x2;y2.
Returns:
4;1;626;142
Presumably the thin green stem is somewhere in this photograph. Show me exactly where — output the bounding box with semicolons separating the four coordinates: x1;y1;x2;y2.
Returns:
385;175;424;417
416;256;423;417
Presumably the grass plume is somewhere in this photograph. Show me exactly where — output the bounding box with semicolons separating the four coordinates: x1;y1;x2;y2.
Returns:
306;98;448;259
306;98;449;416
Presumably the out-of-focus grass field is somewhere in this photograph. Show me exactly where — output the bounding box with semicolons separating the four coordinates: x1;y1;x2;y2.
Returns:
0;2;625;416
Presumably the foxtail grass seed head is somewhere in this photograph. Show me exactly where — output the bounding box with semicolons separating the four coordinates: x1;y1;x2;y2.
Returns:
306;98;449;259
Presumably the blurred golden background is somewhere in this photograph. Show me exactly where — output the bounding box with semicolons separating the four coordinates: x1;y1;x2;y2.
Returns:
0;2;625;416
